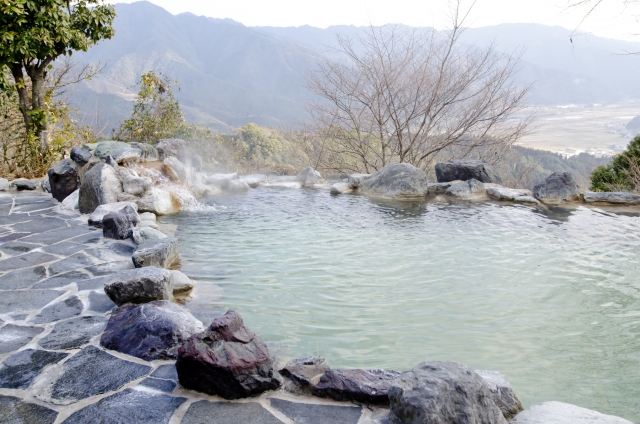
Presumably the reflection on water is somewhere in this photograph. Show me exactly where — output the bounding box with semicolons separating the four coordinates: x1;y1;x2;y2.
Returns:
162;188;640;420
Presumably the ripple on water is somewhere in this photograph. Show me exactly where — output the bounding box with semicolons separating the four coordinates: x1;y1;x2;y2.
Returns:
162;188;640;420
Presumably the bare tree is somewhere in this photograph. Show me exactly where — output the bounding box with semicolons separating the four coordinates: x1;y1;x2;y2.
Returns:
305;1;534;174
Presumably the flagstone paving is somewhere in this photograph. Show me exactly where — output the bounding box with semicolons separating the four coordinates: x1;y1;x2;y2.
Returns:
0;193;385;423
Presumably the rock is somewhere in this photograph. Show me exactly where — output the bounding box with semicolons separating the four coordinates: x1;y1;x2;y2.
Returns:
60;189;80;210
313;369;401;404
347;173;370;189
164;156;187;182
78;163;123;214
360;163;429;200
140;212;156;222
132;238;179;268
0;395;58;424
0;178;9;191
533;172;580;204
388;361;507;424
239;174;267;188
445;178;487;199
270;399;363;424
157;138;188;162
123;175;153;195
205;173;238;188
297;167;323;186
435;160;503;184
11;179;37;191
330;182;354;195
129;227;167;244
487;186;535;201
103;208;140;240
101;300;204;361
64;389;185;424
0;349;68;389
93;141;143;163
39;345;151;404
176;310;281;399
191;155;203;171
171;270;195;295
41;176;51;193
476;370;523;420
428;181;454;194
510;401;633;424
280;356;330;391
129;142;159;161
137;188;180;215
88;201;139;227
227;179;250;193
77;154;101;181
583;190;640;205
70;146;92;166
104;266;174;306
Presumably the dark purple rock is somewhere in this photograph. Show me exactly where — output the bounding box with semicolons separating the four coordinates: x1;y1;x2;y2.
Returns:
102;206;139;240
312;369;401;404
176;310;281;399
70;146;92;166
435;160;502;184
48;158;78;202
100;301;204;361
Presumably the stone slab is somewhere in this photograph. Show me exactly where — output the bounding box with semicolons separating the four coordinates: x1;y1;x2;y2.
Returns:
29;295;83;324
0;232;31;242
0;324;44;354
87;291;116;313
0;252;58;272
0;290;62;314
0;395;58;424
33;270;90;289
0;265;47;289
41;241;86;256
181;400;284;424
152;364;178;381
0;349;69;389
10;217;66;234
270;398;363;424
45;346;151;403
47;253;96;276
86;260;134;276
39;315;108;350
0;241;40;255
139;377;177;392
63;388;186;424
76;275;111;291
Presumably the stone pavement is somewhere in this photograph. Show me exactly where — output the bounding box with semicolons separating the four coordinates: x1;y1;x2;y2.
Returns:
0;193;385;423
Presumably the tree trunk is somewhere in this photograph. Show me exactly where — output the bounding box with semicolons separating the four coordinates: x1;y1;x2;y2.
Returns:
10;64;33;135
27;65;48;151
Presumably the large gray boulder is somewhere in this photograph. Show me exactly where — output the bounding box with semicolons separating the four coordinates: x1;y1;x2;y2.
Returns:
360;163;429;200
70;146;92;166
163;157;187;182
93;141;143;164
157;138;188;163
123;175;152;196
88;202;138;227
170;270;195;295
435;160;503;184
476;370;523;420
313;369;401;404
0;178;9;191
100;300;204;361
132;238;180;269
583;191;640;205
104;267;173;306
136;188;180;215
176;310;281;399
78;163;123;214
129;142;159;161
102;206;140;240
533;172;581;204
388;361;507;424
129;227;167;245
445;179;487;199
297;167;322;187
511;401;633;424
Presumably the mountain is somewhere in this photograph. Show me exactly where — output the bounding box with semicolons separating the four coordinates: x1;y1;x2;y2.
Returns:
71;2;640;133
71;1;324;132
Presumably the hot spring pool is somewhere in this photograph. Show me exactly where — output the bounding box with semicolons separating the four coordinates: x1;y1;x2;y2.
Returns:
161;188;640;420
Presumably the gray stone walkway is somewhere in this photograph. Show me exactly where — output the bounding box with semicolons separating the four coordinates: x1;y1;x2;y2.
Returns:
0;193;382;423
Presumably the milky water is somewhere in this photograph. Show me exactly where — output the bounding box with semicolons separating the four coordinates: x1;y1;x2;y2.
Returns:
162;188;640;420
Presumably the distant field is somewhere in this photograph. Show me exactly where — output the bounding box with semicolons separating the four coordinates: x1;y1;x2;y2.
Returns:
517;102;640;154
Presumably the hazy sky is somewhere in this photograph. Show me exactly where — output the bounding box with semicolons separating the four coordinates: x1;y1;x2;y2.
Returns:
112;0;640;41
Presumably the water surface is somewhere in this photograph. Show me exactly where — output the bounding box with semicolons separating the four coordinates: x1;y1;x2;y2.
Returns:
162;188;640;420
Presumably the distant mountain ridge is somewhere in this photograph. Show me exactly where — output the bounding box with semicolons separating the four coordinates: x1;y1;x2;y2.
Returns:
70;1;640;133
